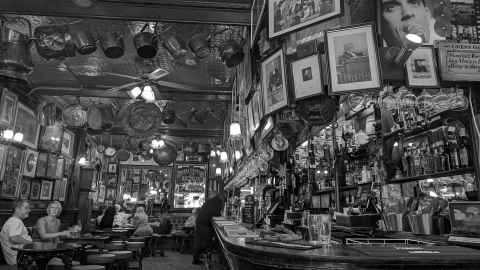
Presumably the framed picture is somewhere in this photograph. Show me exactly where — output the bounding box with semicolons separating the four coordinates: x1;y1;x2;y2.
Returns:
55;158;64;179
46;153;58;178
19;178;31;200
57;178;67;201
14;103;40;149
30;180;41;200
132;183;140;193
106;188;116;201
405;46;439;88
0;89;17;127
261;49;288;114
36;152;48;177
269;0;341;38
251;0;266;44
64;158;73;177
125;180;133;194
40;180;53;200
108;163;117;174
39;124;63;153
291;54;323;100
0;144;7;182
22;149;38;177
61;129;75;157
437;42;480;82
325;24;381;94
1;146;23;199
98;184;105;203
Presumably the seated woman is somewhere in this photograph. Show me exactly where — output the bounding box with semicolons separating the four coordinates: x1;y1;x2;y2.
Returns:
183;208;198;234
131;207;153;236
36;201;70;242
99;206;117;229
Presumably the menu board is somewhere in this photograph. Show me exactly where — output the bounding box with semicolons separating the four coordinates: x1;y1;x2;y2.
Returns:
173;163;206;208
242;195;255;224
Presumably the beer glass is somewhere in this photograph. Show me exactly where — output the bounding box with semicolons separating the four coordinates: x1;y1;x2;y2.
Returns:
308;214;331;245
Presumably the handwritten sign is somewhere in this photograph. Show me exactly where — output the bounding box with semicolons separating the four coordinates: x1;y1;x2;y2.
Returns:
437;42;480;81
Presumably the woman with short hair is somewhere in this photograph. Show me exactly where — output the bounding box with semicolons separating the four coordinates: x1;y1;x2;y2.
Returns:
36;201;71;242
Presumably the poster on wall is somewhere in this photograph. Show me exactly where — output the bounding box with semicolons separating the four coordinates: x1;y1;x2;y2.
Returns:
269;0;341;38
30;180;41;200
0;89;17;127
1;146;23;199
326;24;381;94
173;163;207;209
291;54;323;100
14;103;40;149
405;46;439;87
261;49;288;114
40;180;53;200
22;149;38;177
19;178;31;200
378;0;451;47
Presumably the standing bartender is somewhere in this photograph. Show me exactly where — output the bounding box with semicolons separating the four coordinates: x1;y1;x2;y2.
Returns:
192;191;225;265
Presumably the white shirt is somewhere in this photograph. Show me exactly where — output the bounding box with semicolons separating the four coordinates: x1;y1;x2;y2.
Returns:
0;216;32;265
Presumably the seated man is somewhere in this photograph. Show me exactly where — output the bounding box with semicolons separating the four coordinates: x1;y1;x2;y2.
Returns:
0;200;33;265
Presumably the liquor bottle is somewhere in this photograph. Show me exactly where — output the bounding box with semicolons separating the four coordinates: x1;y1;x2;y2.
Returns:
459;127;470;167
413;148;423;176
447;127;460;170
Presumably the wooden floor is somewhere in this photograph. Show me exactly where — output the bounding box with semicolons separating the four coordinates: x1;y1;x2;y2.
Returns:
0;251;205;270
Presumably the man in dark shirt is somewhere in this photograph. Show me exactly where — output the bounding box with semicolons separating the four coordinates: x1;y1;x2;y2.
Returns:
192;191;225;264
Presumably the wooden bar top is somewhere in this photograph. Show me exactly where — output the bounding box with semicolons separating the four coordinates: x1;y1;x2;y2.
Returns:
213;219;480;270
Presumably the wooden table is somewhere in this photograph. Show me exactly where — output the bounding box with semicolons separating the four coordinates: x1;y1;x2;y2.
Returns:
14;242;80;270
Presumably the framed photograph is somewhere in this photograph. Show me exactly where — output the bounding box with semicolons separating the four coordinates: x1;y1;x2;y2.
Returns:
19;178;31;200
291;54;323;100
36;152;48;177
405;46;439;88
29;180;41;200
98;184;105;203
64;158;73;177
46;153;58;178
1;146;23;199
108;162;117;174
261;49;288;114
22;149;38;177
269;0;341;38
61;129;75;157
39;124;63;153
0;144;7;182
106;188;116;201
14;103;40;149
251;0;267;44
125;180;133;194
0;88;17;127
40;180;53;200
55;158;64;179
326;24;381;94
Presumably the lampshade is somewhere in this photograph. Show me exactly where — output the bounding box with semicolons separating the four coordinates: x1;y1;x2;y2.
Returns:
123;194;131;200
220;151;228;162
406;33;423;45
129;86;142;99
13;132;23;142
158;139;165;148
210;150;216;157
229;122;241;136
234;150;242;160
78;157;88;166
2;129;13;140
216;150;221;156
141;85;155;102
215;167;222;175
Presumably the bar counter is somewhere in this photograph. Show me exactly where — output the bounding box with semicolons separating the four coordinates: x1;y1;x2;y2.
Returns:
213;219;480;270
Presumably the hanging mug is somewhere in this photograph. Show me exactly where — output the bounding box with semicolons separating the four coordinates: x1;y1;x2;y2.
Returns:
220;39;244;68
189;34;210;59
99;31;124;59
72;27;97;55
134;31;157;58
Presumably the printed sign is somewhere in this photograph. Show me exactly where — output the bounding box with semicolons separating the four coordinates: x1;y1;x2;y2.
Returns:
437;42;480;81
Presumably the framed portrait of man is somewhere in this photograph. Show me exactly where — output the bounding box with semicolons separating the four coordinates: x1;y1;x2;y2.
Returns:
261;49;288;114
405;46;439;87
325;24;381;94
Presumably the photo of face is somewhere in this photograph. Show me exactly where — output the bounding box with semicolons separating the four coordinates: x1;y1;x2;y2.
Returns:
381;0;445;47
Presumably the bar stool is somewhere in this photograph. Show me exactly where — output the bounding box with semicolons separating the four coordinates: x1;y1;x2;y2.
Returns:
125;242;144;270
104;242;125;251
86;253;116;270
47;259;81;270
108;251;132;270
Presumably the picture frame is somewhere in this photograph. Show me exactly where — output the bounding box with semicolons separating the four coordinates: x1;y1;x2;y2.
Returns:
0;144;7;182
14;103;40;149
19;178;31;200
61;129;75;157
98;184;105;203
22;149;38;177
1;146;23;199
39;124;63;153
0;88;17;127
108;162;117;174
106;188;116;201
437;42;480;82
29;180;41;200
405;46;439;88
261;49;288;115
325;24;381;94
251;0;267;45
55;158;64;179
291;54;323;100
46;153;58;179
36;152;48;177
269;0;342;38
40;180;53;200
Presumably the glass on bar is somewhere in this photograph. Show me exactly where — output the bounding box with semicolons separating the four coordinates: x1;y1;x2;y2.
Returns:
308;214;331;245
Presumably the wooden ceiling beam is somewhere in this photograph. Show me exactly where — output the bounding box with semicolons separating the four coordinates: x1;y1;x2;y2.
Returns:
106;126;224;137
30;86;231;101
0;0;250;25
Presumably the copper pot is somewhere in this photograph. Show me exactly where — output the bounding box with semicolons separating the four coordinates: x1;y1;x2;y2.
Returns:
163;35;186;58
153;144;177;165
72;28;97;55
189;34;210;59
0;17;34;75
220;39;244;68
100;31;124;59
134;32;157;58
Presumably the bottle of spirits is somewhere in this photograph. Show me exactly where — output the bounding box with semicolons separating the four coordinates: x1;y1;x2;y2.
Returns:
459;127;470;167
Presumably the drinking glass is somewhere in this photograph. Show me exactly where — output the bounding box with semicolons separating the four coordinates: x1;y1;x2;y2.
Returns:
308;214;331;245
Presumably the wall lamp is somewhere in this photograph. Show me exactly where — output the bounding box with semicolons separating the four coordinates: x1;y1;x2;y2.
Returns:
2;129;24;143
128;85;156;102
